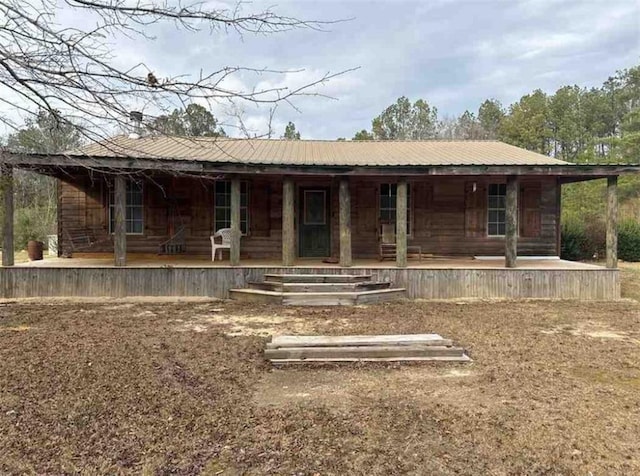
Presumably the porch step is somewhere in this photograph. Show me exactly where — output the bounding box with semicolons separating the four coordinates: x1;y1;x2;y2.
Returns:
263;273;372;284
229;287;405;306
247;281;391;293
231;272;404;306
265;334;472;364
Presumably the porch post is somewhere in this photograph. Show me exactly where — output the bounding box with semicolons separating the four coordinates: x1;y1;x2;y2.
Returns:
396;180;407;268
606;175;618;269
339;178;352;267
230;178;241;266
113;175;127;267
282;177;295;266
505;175;518;268
2;164;14;266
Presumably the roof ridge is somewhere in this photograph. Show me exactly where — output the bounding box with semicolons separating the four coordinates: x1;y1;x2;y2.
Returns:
107;134;504;143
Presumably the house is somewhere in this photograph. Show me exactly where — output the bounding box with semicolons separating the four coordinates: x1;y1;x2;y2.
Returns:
1;136;638;300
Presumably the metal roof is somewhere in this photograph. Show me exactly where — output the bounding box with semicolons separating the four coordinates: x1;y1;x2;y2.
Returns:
71;135;571;167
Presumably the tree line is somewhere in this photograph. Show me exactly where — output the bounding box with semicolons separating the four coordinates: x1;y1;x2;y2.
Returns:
345;65;639;164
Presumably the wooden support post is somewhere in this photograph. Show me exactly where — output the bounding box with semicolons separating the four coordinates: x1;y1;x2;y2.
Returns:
505;175;518;268
230;178;241;266
339;178;352;267
113;175;127;267
606;175;618;269
556;178;562;257
396;180;408;268
282;177;295;266
2;164;14;267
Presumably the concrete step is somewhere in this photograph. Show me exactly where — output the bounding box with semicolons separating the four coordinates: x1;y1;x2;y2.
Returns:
263;273;372;284
247;281;391;293
265;344;467;361
229;287;406;306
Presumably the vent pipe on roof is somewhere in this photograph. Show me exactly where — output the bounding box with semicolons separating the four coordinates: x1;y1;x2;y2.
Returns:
128;111;143;139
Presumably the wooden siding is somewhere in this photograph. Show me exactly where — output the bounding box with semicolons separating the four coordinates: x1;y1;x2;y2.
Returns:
0;267;619;300
58;173;560;259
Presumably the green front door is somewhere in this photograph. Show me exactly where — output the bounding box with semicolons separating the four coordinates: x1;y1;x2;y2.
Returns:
298;187;331;258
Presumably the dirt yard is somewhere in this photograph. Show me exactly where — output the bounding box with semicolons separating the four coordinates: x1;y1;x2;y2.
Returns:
1;274;640;474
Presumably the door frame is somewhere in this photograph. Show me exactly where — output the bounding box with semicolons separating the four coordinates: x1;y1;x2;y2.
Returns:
297;186;332;258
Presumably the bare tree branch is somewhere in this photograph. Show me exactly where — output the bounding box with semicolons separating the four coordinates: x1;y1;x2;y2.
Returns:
0;0;354;146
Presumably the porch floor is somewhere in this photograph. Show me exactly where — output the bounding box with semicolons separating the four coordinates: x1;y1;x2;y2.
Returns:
15;254;603;270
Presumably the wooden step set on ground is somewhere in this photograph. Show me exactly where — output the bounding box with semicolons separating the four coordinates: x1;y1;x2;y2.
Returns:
265;334;472;364
230;273;405;306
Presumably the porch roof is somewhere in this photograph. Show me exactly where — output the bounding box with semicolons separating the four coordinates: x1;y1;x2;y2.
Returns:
69;135;569;167
2;135;639;178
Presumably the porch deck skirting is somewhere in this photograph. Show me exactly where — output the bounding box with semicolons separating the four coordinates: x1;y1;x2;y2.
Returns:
0;267;620;300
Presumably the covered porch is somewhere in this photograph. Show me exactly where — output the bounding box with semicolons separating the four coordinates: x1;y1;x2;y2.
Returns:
0;168;624;270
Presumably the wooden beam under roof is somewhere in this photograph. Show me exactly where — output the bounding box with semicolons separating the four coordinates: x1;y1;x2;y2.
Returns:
2;151;640;178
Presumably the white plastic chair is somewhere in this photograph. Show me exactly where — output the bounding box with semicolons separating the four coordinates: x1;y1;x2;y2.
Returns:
210;228;235;261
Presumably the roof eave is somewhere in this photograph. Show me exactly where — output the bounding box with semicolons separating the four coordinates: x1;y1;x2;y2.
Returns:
1;151;639;177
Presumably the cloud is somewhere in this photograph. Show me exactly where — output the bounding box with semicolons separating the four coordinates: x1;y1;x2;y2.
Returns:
1;0;638;140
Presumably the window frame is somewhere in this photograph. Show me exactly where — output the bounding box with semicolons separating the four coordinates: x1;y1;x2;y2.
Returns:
213;180;250;235
108;179;144;236
378;182;412;237
487;183;507;237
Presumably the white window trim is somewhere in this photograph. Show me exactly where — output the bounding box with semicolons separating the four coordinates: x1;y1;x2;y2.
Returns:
213;180;250;235
487;183;508;238
378;182;412;237
108;180;144;236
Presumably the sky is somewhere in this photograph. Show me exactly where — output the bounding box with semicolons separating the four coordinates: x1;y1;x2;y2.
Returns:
3;0;640;140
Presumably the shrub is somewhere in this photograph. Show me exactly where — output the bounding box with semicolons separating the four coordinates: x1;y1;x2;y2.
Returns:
618;219;640;262
583;217;606;259
14;206;56;251
561;213;607;261
561;220;590;261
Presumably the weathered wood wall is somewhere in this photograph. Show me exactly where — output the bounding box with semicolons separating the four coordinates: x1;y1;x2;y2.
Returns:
58;173;560;259
0;267;619;300
307;176;559;258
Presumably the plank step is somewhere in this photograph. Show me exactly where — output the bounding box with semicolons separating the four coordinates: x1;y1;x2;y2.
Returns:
263;274;372;283
271;355;473;364
265;345;466;360
247;281;391;293
268;333;453;349
229;287;405;306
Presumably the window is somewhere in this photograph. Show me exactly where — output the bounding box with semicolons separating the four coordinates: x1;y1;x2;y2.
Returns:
487;183;506;236
108;179;144;234
214;181;249;234
379;183;411;234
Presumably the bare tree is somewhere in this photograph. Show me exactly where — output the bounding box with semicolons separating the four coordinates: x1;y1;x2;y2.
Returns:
0;0;352;144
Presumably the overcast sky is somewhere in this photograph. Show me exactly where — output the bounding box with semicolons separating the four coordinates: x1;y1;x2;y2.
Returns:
5;0;640;140
197;0;639;139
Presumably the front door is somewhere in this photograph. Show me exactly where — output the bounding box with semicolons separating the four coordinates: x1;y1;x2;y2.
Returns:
298;187;331;257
